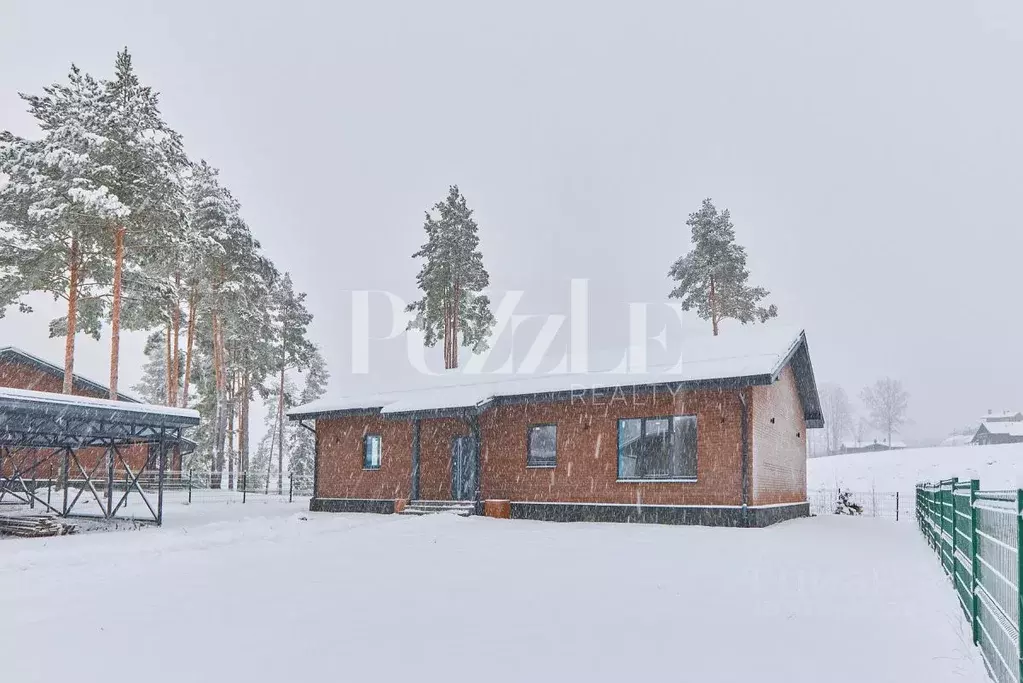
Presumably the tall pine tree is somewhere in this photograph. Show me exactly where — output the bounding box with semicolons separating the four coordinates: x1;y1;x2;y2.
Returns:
287;348;328;478
667;198;777;336
269;272;314;493
102;48;188;399
406;185;495;368
0;65;125;391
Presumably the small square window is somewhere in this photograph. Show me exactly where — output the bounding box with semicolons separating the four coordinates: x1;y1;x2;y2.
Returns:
527;424;557;467
363;434;381;469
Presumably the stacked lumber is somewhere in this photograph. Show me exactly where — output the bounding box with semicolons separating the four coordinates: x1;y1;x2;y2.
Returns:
0;514;76;538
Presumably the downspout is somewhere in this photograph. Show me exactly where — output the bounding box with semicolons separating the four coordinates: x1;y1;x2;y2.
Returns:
411;419;421;502
738;390;750;528
469;413;482;516
299;419;318;504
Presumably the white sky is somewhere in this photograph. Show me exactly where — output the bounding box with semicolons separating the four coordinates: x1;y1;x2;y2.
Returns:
2;0;1023;441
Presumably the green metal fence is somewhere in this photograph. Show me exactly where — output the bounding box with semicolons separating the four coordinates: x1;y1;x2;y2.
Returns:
917;479;1020;683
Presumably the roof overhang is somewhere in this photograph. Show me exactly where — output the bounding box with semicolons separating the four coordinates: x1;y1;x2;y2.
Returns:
0;388;199;449
288;330;825;429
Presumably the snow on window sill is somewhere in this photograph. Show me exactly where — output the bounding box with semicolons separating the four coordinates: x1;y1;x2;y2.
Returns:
616;478;697;484
526;463;557;469
363;466;381;471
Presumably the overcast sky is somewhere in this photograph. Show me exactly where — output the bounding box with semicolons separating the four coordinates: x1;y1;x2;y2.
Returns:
2;0;1022;441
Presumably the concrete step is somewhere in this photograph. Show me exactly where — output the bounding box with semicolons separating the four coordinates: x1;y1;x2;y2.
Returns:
410;500;475;508
401;500;475;517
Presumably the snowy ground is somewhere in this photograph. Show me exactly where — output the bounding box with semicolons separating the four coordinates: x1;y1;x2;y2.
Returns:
0;506;987;682
809;442;1023;493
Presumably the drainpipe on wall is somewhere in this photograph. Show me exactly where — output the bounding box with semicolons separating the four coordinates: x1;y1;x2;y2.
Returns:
469;413;482;516
299;419;318;502
738;390;750;528
411;419;421;502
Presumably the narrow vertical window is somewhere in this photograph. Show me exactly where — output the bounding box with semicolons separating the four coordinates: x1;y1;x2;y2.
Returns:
363;434;381;469
527;424;558;467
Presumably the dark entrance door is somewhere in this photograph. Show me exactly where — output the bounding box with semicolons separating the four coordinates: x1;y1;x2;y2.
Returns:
451;435;477;501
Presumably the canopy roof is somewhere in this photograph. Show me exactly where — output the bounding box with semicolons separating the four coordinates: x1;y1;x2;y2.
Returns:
0;386;199;449
291;326;824;428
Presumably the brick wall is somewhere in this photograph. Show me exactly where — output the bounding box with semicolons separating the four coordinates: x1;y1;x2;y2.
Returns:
311;378;812;509
315;415;413;500
0;361;106;397
750;365;808;505
479;387;748;506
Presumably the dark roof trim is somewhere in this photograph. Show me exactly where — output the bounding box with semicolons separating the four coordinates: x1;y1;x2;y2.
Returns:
288;374;778;422
288;332;825;429
0;347;141;403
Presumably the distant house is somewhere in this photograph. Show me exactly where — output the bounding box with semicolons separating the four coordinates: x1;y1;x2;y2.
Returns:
971;410;1023;446
980;410;1023;424
940;432;974;448
972;421;1023;446
838;439;906;454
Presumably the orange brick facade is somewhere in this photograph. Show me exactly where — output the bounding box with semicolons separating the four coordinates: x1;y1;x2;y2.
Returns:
0;357;161;478
313;374;809;520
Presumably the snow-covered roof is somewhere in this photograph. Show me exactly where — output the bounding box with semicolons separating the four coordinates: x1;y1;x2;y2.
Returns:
0;346;142;403
0;385;199;422
291;326;823;426
980;411;1023;423
975;421;1023;437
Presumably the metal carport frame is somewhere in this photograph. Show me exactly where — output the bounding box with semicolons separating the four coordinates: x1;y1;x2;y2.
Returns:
0;387;199;526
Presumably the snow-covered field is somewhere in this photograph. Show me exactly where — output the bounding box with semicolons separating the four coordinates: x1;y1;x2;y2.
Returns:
0;505;987;682
809;442;1023;493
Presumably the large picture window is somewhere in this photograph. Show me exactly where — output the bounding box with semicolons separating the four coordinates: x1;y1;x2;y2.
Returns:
617;416;697;481
527;424;557;467
363;434;381;470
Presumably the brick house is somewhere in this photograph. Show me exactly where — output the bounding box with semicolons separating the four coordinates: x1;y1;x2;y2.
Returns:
0;346;182;477
288;327;824;527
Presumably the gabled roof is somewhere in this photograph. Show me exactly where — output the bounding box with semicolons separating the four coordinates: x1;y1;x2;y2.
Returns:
290;326;824;428
975;421;1023;437
0;346;141;403
981;411;1023;423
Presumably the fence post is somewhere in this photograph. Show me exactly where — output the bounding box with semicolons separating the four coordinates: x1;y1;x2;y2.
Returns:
188;469;192;504
47;465;52;508
29;472;35;509
242;471;247;504
969;480;979;646
1016;489;1023;682
896;491;899;522
289;473;294;503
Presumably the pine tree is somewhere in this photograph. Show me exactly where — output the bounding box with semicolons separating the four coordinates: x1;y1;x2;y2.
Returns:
406;185;495;368
287;348;328;478
268;272;314;493
101;48;188;400
667;198;777;336
132;330;173;404
0;65;125;392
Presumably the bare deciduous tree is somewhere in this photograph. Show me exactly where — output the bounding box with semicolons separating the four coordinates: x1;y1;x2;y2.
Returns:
860;378;909;448
819;383;852;454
